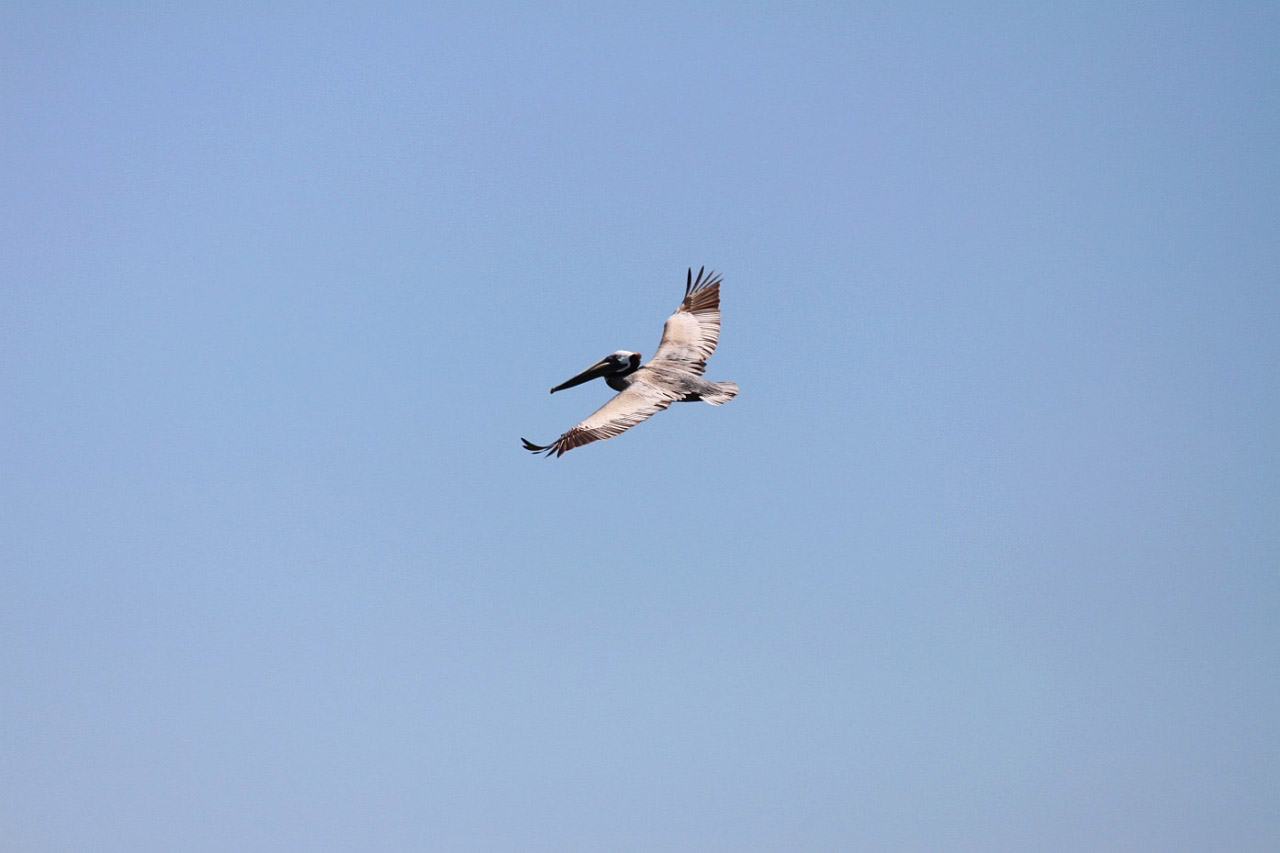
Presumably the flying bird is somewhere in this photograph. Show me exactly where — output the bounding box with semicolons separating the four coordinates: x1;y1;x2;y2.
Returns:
522;267;739;457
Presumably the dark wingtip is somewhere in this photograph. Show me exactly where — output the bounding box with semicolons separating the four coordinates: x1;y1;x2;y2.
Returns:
686;265;714;294
521;437;558;457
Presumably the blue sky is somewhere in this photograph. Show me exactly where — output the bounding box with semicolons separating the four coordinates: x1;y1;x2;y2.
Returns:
3;3;1278;849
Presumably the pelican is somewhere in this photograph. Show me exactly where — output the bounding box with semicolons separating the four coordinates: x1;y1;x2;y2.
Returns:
522;267;739;457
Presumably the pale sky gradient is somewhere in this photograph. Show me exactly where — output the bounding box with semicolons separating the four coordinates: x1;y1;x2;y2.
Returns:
3;3;1278;850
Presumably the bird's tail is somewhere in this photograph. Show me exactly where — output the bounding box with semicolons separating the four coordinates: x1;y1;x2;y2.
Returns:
702;382;739;405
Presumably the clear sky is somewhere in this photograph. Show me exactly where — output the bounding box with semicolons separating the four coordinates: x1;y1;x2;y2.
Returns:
3;3;1278;850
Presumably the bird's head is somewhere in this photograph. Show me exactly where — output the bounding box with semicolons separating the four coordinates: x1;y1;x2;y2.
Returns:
550;351;642;393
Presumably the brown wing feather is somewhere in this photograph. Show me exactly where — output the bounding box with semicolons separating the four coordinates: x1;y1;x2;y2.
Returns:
650;267;722;375
521;374;682;457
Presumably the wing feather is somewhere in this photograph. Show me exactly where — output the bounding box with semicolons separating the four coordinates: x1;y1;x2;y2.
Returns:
650;267;722;375
521;373;682;457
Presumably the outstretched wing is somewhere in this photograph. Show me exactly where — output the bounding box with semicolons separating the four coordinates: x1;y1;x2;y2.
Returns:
521;374;682;457
650;267;722;375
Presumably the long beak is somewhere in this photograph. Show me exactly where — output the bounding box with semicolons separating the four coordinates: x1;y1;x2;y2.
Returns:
550;358;612;393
